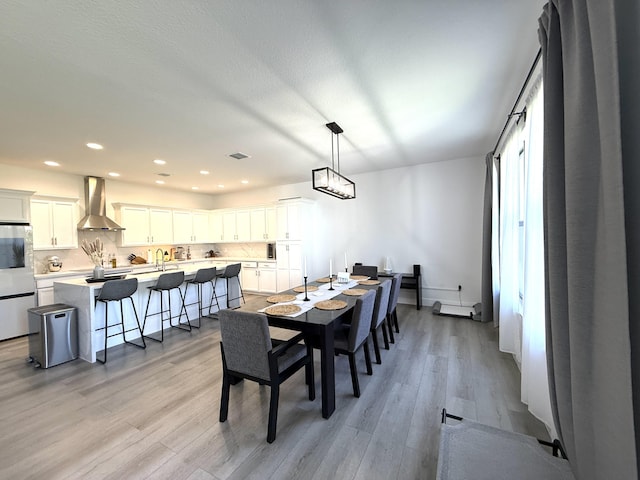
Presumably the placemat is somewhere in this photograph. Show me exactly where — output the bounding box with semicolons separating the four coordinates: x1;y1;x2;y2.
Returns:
358;279;380;285
315;299;348;311
265;304;302;316
316;277;333;283
342;288;368;296
350;275;369;281
266;294;297;303
293;285;318;292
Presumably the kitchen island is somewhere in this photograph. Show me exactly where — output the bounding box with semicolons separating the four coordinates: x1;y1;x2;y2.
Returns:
53;262;240;363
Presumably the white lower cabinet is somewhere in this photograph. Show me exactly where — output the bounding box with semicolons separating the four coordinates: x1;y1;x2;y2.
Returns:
240;261;276;293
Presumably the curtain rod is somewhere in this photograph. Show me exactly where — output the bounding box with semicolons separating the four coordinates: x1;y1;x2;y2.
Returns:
491;48;542;156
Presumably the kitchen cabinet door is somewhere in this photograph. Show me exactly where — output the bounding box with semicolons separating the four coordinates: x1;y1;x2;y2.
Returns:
222;211;237;242
235;210;251;241
149;208;172;244
191;211;209;243
32;199;78;250
209;211;224;242
258;263;277;293
276;242;302;291
250;207;266;241
119;206;150;246
172;211;192;244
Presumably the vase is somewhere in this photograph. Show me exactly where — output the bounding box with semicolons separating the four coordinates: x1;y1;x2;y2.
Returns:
93;265;105;279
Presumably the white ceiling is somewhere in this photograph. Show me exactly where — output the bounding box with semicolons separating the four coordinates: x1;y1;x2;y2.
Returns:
0;1;545;195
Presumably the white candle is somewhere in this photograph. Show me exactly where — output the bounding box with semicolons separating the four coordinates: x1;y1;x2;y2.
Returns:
344;252;348;270
329;258;333;277
304;257;307;277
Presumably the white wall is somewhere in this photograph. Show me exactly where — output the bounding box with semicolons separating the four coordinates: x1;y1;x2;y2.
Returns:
2;157;485;305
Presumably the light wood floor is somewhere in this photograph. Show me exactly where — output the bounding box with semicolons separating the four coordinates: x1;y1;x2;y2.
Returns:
0;300;548;480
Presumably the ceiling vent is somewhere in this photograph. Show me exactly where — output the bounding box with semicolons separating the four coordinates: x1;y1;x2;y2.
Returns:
229;152;250;160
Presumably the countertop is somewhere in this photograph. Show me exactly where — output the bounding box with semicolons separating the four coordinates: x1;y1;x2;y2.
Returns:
35;256;275;281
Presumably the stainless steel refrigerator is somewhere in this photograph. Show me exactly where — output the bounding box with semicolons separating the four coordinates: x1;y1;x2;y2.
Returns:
0;222;36;340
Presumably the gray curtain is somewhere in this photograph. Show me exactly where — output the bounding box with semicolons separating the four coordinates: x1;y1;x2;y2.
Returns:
481;152;494;324
539;1;639;479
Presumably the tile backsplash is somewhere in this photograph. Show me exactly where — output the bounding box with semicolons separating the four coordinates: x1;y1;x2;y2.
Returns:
33;230;270;274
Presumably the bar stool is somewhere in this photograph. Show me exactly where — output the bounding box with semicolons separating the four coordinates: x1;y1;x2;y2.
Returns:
221;263;245;307
95;277;146;364
184;267;220;328
142;271;190;342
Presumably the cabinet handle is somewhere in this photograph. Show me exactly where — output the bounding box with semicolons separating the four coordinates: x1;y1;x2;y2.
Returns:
51;237;54;246
54;237;57;246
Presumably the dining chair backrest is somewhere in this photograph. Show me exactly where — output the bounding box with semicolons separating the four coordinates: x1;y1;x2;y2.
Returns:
192;267;217;283
352;264;378;279
97;277;138;301
219;309;272;381
222;263;241;279
372;280;391;329
387;273;403;315
348;289;376;351
155;271;185;290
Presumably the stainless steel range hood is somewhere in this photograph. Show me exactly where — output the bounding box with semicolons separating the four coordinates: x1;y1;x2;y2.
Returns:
77;176;125;231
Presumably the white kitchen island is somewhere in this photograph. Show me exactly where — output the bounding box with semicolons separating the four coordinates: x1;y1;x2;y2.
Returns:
53;262;239;363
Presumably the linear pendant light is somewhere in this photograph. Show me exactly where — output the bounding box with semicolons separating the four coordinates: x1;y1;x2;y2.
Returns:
312;122;356;200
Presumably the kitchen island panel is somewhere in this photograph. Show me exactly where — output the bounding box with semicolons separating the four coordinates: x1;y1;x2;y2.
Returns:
53;263;233;363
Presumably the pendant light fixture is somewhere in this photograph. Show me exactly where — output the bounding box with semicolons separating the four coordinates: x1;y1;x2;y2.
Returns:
312;122;356;199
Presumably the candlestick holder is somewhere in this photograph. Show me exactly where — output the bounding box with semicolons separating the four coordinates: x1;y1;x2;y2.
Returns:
329;275;334;291
303;276;310;301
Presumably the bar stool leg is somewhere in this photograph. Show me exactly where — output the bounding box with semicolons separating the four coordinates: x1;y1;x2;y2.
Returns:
168;286;191;332
208;279;220;317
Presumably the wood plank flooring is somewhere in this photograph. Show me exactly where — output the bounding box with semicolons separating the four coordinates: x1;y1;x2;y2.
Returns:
0;300;548;479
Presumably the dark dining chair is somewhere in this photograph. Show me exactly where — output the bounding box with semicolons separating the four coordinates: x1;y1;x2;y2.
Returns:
387;273;403;337
218;309;315;443
334;289;376;397
370;279;392;364
352;264;378;279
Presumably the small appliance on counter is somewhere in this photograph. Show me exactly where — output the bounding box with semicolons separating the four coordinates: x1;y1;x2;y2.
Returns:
267;243;276;259
47;256;63;272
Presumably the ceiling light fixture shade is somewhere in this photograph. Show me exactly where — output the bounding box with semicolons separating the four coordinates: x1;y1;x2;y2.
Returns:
312;122;356;200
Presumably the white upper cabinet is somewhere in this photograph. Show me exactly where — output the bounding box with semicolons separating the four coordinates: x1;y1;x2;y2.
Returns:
173;210;210;244
0;189;33;223
31;198;78;250
209;210;224;242
222;209;251;242
250;206;277;241
276;200;312;241
116;205;172;246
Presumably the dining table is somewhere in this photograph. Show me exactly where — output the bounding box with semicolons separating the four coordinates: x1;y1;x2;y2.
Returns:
235;277;386;419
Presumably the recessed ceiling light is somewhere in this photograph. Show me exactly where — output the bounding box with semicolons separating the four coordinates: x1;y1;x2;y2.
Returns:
200;170;209;175
108;172;120;177
218;184;225;188
191;186;199;190
153;159;166;165
44;160;59;167
155;180;165;185
241;180;249;184
86;143;103;150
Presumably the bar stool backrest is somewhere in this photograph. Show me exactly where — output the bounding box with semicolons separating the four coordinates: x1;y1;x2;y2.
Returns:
155;271;185;290
222;263;241;278
98;278;138;301
193;267;217;283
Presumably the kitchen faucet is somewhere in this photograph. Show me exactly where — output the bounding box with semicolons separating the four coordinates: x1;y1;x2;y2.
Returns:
155;248;165;271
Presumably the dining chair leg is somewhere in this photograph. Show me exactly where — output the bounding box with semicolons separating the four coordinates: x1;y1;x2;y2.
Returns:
393;310;400;333
348;353;360;398
372;329;382;364
363;339;373;375
267;384;280;443
387;313;395;344
381;322;390;350
219;345;231;422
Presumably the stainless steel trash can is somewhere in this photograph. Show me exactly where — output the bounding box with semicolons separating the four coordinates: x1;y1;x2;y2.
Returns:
27;304;78;368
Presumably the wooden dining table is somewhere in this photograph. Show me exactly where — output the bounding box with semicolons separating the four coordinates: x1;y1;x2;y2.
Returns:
236;279;385;419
